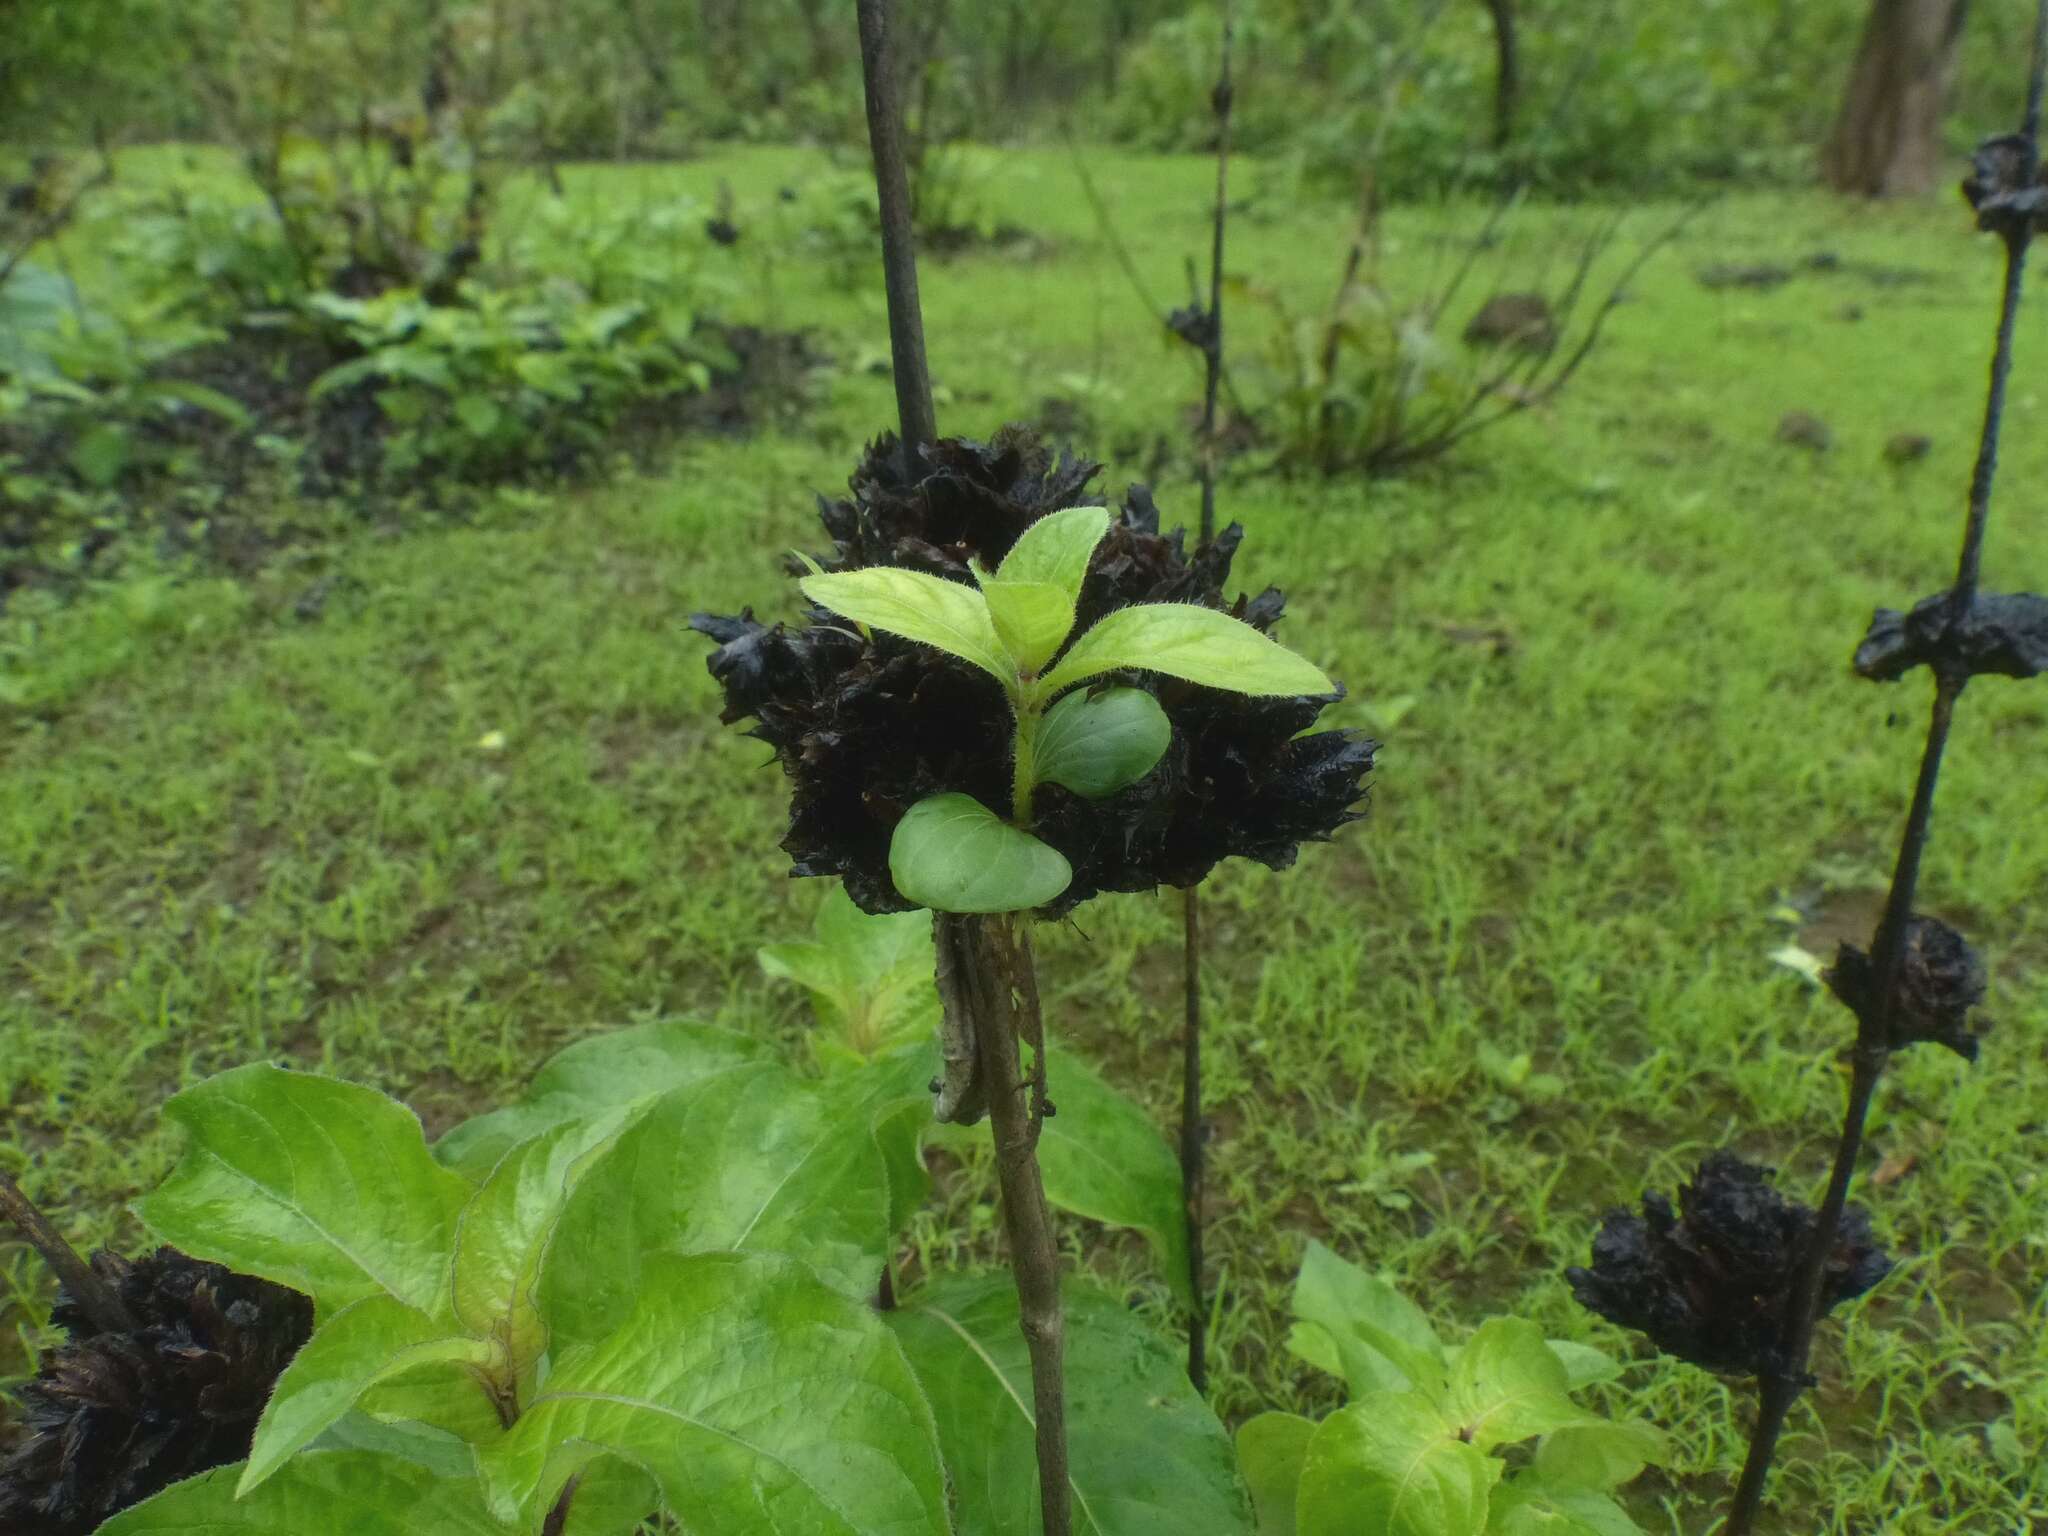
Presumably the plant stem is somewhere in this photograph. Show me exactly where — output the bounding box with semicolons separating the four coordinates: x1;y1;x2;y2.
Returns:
540;1474;581;1536
1723;13;2043;1515
0;1171;136;1336
937;914;1072;1536
856;0;937;459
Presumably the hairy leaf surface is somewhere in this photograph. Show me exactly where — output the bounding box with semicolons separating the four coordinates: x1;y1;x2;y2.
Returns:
1039;603;1335;700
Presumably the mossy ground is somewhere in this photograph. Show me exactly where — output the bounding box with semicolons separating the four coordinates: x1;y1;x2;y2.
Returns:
4;145;2045;1531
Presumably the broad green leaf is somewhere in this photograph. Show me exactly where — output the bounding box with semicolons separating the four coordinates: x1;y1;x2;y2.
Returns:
1036;1043;1191;1307
1297;1396;1498;1536
241;1296;497;1494
996;506;1112;597
539;1061;891;1346
1032;686;1171;799
887;1272;1252;1536
822;1042;939;1239
1447;1319;1589;1451
434;1021;767;1177
801;567;1014;687
759;886;937;1062
481;1253;947;1535
1039;604;1336;701
134;1064;472;1316
1544;1339;1623;1390
450;1111;632;1371
983;578;1080;672
99;1450;515;1534
1290;1240;1448;1399
1488;1480;1646;1536
1238;1413;1318;1536
889;793;1073;913
1533;1420;1667;1493
147;378;256;428
558;1457;664;1535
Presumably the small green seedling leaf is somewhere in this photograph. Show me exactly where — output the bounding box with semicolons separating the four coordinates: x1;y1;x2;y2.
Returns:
889;793;1073;913
758;885;937;1061
800;568;1013;688
1297;1395;1498;1536
1446;1318;1590;1452
996;505;1112;598
982;578;1079;672
240;1296;497;1494
1032;686;1171;799
1543;1340;1622;1391
1039;603;1336;700
1238;1412;1318;1536
1290;1239;1449;1400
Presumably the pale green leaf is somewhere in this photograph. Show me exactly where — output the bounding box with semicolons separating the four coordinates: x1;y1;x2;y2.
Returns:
450;1110;632;1370
1544;1340;1623;1391
820;1042;938;1239
1297;1396;1498;1536
481;1253;948;1535
241;1296;497;1494
1039;603;1336;700
996;506;1112;597
801;567;1014;687
1488;1480;1647;1536
889;793;1072;913
1447;1318;1589;1451
539;1060;892;1346
434;1021;768;1177
1533;1420;1668;1493
134;1065;472;1316
1290;1240;1448;1399
983;579;1079;672
1032;686;1171;799
887;1273;1252;1536
759;886;937;1061
99;1450;515;1534
1238;1413;1318;1536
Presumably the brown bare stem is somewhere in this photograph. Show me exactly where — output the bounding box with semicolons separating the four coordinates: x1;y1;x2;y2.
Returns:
937;914;1072;1536
540;1474;582;1536
0;1171;136;1336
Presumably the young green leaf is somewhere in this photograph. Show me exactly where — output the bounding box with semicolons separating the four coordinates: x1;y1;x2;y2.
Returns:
800;567;1014;688
434;1021;768;1177
758;885;937;1061
1032;686;1172;799
99;1450;516;1535
240;1296;498;1494
1237;1413;1318;1536
134;1065;473;1317
1290;1240;1449;1400
1038;603;1337;701
995;505;1113;596
538;1061;893;1346
1532;1420;1668;1493
888;792;1073;912
1296;1396;1499;1536
1446;1319;1591;1452
983;578;1080;672
1487;1480;1645;1536
480;1252;948;1535
887;1273;1252;1536
1543;1339;1623;1391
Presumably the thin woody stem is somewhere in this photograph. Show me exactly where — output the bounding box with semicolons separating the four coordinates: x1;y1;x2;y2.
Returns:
856;0;937;456
1723;12;2044;1520
0;1171;136;1336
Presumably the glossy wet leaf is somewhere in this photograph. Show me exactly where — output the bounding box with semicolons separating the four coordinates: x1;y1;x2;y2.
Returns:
1447;1319;1591;1451
1296;1395;1497;1536
539;1061;891;1345
1237;1412;1317;1536
434;1021;768;1177
889;792;1073;913
1032;686;1172;799
134;1065;472;1316
801;567;1014;687
1039;603;1336;700
481;1253;947;1535
886;1273;1251;1536
240;1296;496;1494
1290;1239;1448;1399
99;1450;515;1534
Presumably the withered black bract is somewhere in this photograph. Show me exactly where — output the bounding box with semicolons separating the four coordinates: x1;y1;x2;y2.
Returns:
691;427;1374;914
1826;914;1986;1061
1853;589;2048;683
1567;1153;1891;1379
0;1248;313;1536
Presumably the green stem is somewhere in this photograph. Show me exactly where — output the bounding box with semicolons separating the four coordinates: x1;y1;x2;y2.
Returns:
1012;706;1040;826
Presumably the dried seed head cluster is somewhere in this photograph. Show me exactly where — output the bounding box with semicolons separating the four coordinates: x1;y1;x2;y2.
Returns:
692;427;1374;914
1963;133;2048;237
1567;1153;1891;1379
1826;914;1987;1061
0;1248;312;1536
1854;589;2048;684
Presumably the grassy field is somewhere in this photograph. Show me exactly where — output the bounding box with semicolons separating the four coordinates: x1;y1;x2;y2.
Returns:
4;145;2046;1532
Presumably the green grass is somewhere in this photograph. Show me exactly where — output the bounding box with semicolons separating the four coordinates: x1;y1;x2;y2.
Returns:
5;145;2048;1531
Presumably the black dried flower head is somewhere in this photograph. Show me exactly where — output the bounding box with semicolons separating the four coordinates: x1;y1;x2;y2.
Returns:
1567;1153;1891;1378
1963;132;2048;237
1826;914;1987;1062
0;1248;313;1535
1853;589;2048;684
691;426;1374;914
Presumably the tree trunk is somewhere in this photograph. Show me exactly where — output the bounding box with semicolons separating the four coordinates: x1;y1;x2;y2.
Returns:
1481;0;1518;151
1823;0;1972;195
